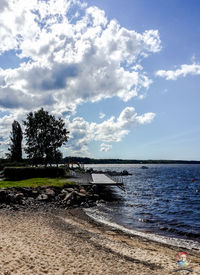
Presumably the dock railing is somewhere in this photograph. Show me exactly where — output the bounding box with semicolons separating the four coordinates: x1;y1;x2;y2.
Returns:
105;173;125;191
105;173;123;184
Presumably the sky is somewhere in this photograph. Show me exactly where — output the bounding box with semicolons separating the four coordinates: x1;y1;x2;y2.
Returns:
0;0;200;160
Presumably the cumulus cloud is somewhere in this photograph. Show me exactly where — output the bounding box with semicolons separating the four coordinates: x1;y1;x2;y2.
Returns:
0;111;26;156
0;105;155;156
94;107;155;143
0;0;8;12
100;143;112;152
0;0;159;156
66;106;155;154
0;87;55;110
65;116;95;156
0;0;161;114
156;64;200;80
99;112;105;119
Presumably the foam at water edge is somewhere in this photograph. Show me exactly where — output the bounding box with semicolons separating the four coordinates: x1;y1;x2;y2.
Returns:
84;208;200;251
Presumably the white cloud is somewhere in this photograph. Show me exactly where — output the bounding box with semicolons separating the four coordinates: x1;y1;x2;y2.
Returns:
100;143;112;152
94;107;155;143
156;64;200;80
0;0;8;12
99;112;105;119
0;0;159;156
0;0;161;114
66;106;155;154
0;110;26;156
86;6;107;27
0;105;155;156
65;116;95;156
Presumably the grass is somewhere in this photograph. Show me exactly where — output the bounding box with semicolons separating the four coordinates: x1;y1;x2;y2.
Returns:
0;178;76;189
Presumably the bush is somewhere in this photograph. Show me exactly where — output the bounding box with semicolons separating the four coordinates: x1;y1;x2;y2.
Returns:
0;161;27;171
3;167;66;180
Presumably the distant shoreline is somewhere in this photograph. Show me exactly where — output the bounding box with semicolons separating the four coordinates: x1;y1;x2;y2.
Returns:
0;158;200;171
62;157;200;165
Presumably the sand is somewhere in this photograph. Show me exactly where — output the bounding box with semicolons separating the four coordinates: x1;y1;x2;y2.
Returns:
0;207;199;275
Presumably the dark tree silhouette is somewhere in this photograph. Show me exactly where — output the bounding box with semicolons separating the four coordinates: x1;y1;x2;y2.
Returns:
7;120;23;162
23;108;69;165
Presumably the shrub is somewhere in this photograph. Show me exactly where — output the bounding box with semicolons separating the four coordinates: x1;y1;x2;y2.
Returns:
0;161;27;171
3;167;66;180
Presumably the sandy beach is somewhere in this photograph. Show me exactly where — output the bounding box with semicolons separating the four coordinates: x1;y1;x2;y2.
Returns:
0;207;199;275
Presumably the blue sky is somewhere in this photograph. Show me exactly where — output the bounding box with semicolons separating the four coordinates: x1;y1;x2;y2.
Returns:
0;0;200;160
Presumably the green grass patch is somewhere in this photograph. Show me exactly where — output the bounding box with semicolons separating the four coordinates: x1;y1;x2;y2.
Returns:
0;178;76;189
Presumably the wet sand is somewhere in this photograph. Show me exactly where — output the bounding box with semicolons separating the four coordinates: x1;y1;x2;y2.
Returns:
0;207;199;275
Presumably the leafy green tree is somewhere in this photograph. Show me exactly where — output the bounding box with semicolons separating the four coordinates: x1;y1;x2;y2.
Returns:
7;120;23;162
23;108;69;165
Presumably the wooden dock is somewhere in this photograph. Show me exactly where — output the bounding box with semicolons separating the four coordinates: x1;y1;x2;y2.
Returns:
91;173;125;190
74;172;125;190
91;173;116;185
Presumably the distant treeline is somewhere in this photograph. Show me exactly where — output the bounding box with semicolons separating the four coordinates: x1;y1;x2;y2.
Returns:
62;157;200;165
0;157;200;170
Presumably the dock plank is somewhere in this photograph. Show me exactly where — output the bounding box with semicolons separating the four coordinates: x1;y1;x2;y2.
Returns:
91;173;117;185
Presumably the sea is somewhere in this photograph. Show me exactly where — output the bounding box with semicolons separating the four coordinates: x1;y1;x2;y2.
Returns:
84;164;200;250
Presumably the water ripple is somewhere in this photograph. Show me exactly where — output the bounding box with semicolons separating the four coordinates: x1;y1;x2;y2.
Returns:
86;164;200;243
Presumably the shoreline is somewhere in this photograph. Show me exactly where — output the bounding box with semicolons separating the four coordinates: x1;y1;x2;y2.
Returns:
0;205;200;274
84;207;200;251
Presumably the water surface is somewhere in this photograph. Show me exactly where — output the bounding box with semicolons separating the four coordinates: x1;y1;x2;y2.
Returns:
85;164;200;245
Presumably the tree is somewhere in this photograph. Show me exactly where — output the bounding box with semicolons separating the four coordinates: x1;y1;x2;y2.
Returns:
7;120;23;162
23;108;69;165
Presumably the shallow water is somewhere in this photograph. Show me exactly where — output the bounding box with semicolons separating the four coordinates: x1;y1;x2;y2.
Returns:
85;164;200;245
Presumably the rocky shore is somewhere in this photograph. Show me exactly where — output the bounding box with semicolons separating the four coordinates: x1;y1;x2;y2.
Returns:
86;168;132;176
0;184;102;211
0;177;200;274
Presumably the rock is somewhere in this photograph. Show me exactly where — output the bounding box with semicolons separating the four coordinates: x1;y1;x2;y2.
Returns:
37;194;48;201
61;189;69;194
87;187;95;193
7;193;17;203
31;190;39;197
79;188;87;194
97;199;105;204
122;170;129;175
66;200;71;206
87;192;93;197
0;182;101;209
93;194;99;200
20;188;33;197
57;192;66;200
15;193;24;203
89;201;97;207
45;188;55;197
75;191;87;198
0;190;7;203
26;197;35;204
86;168;94;174
0;190;25;204
66;188;74;192
15;192;24;197
63;191;75;202
12;205;19;211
